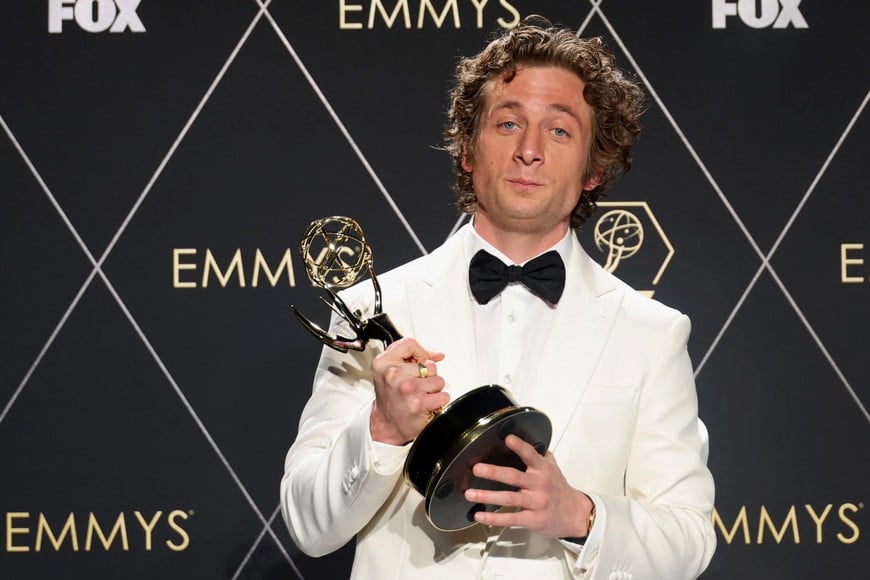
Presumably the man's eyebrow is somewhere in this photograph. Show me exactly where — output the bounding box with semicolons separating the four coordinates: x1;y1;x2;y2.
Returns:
490;100;523;113
489;100;582;122
548;103;582;121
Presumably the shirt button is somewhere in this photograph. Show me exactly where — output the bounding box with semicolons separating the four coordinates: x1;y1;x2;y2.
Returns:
504;374;512;384
507;313;515;323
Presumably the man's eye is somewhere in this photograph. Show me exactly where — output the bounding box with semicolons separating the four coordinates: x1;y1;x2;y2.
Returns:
553;127;569;137
500;121;517;130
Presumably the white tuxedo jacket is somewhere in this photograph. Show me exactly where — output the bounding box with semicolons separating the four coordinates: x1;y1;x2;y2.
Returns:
281;225;716;579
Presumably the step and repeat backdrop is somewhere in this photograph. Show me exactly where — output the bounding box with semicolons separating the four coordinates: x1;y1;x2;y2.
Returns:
1;1;867;578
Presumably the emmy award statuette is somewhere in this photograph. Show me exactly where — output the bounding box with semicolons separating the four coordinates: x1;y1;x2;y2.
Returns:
292;216;552;531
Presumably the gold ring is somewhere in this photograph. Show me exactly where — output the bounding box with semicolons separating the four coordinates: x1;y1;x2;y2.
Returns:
418;362;429;379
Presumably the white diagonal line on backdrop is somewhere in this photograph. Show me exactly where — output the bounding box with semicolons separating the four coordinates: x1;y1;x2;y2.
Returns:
0;112;102;426
1;1;304;574
99;2;268;270
694;92;870;423
580;1;772;367
257;0;428;257
768;262;870;422
588;0;869;424
448;213;470;239
234;2;434;573
695;92;868;378
764;92;868;265
586;1;765;261
99;266;301;573
576;2;597;34
230;505;286;580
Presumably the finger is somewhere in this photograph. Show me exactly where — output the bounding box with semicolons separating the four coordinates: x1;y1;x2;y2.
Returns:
404;362;443;390
464;487;523;508
424;390;450;412
415;361;430;379
472;461;526;487
391;367;445;400
504;433;546;466
416;360;444;379
384;337;429;361
473;508;527;528
375;335;443;365
393;361;436;383
414;350;446;366
418;377;447;396
385;337;445;364
426;350;446;362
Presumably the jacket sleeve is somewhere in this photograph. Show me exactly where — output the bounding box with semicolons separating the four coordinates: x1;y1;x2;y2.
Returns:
279;294;407;557
575;314;717;579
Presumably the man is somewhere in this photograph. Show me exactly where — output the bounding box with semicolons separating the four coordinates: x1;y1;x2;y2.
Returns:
281;19;716;580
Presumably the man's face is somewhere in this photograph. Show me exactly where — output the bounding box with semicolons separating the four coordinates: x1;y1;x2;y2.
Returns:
463;65;599;246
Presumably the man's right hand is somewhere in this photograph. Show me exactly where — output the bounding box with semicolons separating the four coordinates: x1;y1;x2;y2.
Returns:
369;337;448;445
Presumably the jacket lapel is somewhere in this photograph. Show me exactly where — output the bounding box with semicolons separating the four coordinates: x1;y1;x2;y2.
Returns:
522;237;624;450
404;229;481;398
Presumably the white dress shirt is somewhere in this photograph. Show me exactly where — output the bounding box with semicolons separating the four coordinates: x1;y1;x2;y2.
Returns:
463;223;570;401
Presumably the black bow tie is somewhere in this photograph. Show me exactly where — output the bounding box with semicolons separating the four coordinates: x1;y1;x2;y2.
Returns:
469;249;565;305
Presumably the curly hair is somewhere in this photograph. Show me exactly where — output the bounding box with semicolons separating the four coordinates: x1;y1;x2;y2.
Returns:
444;17;645;227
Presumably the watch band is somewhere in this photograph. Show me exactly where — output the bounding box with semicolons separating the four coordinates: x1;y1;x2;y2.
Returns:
559;500;596;544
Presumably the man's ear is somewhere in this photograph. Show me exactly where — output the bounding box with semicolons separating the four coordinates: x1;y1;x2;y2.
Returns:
583;167;604;191
461;144;473;173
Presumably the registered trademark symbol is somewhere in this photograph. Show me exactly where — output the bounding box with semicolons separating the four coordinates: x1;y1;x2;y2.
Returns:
189;510;195;516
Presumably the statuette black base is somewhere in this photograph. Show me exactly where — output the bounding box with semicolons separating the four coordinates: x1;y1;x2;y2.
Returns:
404;385;552;531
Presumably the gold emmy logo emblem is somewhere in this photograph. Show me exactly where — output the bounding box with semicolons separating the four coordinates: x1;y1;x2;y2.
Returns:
594;209;644;272
591;202;673;298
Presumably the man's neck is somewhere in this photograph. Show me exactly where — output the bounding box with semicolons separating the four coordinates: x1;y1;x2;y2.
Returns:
472;218;570;263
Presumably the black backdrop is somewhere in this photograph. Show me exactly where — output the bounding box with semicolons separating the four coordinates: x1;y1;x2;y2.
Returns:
1;1;868;578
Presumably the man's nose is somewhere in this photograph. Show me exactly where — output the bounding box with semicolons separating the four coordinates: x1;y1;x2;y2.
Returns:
514;129;543;165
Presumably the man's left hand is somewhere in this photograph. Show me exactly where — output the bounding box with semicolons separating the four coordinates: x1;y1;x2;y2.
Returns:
464;434;594;538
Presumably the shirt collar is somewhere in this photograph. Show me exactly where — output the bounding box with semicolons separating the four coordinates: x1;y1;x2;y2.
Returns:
463;218;574;267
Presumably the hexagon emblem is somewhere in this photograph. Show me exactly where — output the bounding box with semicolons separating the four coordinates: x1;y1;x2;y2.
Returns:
589;201;674;298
